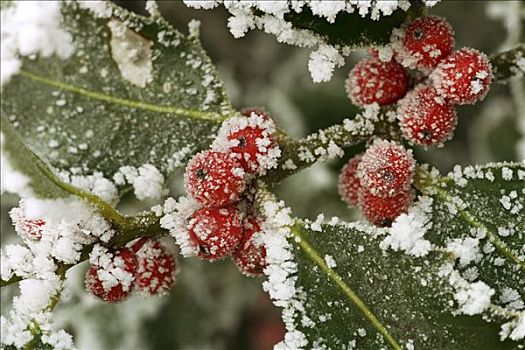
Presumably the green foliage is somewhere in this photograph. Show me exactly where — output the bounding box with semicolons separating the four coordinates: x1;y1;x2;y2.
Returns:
1;1;233;191
422;162;525;310
0;114;70;199
288;221;517;350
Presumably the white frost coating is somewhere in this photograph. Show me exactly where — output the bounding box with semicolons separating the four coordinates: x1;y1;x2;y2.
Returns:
88;244;135;292
324;254;337;268
183;0;220;9
108;19;153;88
455;281;495;316
439;264;496;317
61;171;118;205
0;132;33;197
380;196;433;257
1;1;74;86
114;164;167;200
77;0;113;18
500;311;525;341
1;274;73;349
183;0;432;82
259;196;308;349
211;111;281;174
308;45;345;83
160;196;200;257
446;237;480;267
40;330;75;350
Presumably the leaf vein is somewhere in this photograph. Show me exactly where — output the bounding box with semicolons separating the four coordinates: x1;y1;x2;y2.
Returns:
292;224;402;350
18;70;227;122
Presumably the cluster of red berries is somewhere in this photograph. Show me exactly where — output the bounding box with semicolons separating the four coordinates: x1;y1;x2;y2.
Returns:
339;139;415;227
85;238;177;303
346;15;493;147
180;109;280;276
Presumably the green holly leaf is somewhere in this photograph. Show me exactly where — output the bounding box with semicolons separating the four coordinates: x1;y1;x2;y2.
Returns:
284;6;409;48
279;220;518;350
421;162;525;313
1;113;70;199
1;1;233;193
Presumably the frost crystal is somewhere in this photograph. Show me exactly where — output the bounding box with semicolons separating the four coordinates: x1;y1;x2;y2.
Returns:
380;196;432;257
182;0;437;82
114;164;167;200
160;196;201;257
308;45;345;83
455;281;495;316
259;195;308;349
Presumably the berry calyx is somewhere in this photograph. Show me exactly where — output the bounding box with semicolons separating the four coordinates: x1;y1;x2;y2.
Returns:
184;150;246;207
394;15;454;70
357;140;415;197
359;189;413;227
397;85;458;147
233;217;267;276
212;113;280;174
85;248;138;303
345;58;409;107
338;153;363;207
430;47;493;105
131;238;178;296
188;206;243;261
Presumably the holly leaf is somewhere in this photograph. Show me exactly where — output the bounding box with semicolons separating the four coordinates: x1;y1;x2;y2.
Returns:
421;162;525;312
1;113;70;199
281;221;517;350
284;5;410;48
1;1;233;190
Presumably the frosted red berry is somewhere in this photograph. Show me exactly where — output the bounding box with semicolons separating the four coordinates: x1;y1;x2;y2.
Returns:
188;206;243;261
21;219;46;240
131;238;178;296
359;189;413;227
397;85;458;147
338;153;363;206
358;140;415;197
345;58;409;106
233;217;267;276
397;15;454;70
430;47;493;105
184;151;246;207
85;248;138;303
212;114;280;174
228;125;276;173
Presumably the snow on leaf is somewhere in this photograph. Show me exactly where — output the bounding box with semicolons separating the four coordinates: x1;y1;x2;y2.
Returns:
417;162;525;341
1;1;234;195
277;220;517;349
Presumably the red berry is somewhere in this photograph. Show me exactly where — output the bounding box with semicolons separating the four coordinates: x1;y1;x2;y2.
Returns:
184;151;246;207
188;206;243;261
430;47;493;105
345;58;409;106
397;85;458;147
359;189;413;227
233;217;267;276
338;153;363;206
357;140;415;197
22;219;46;240
85;248;138;303
394;15;454;70
131;238;178;296
10;203;46;241
212;114;280;174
